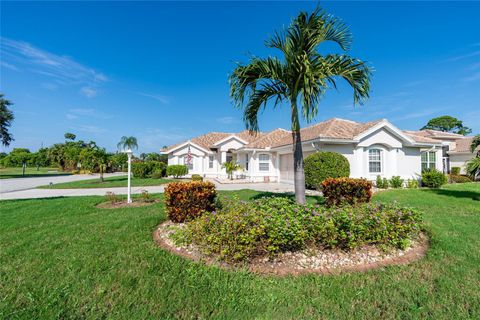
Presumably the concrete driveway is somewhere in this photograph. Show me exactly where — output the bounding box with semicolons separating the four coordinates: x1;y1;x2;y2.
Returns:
0;172;126;194
0;179;300;201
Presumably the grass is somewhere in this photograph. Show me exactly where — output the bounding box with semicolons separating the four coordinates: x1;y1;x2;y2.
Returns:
0;167;70;179
1;184;479;319
37;175;175;189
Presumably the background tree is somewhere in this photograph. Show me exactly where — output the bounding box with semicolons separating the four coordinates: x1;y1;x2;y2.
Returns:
117;136;138;151
421;115;472;135
229;7;371;203
0;93;14;146
471;135;480;157
64;132;76;141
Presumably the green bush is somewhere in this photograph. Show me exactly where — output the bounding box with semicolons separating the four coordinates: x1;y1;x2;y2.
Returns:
389;176;404;188
407;179;419;189
166;165;188;178
321;178;372;206
131;161;166;178
191;174;203;181
448;174;472;184
421;169;447;188
175;197;422;262
151;170;164;179
450;167;461;175
304;152;350;190
375;175;384;189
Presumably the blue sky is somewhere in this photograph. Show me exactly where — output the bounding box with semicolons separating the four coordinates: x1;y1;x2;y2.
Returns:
1;1;479;154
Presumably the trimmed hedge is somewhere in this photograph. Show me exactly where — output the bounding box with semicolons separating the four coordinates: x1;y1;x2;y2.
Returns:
421;170;447;188
191;174;203;181
448;174;472;184
450;167;461;175
304;152;350;190
131;161;166;178
164;181;216;223
321;177;372;207
174;197;422;262
166;165;188;178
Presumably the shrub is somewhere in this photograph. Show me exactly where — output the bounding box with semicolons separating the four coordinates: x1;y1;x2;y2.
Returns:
175;197;422;262
389;176;404;188
382;178;389;189
421;169;447;188
132;161;166;178
105;192;118;204
450;167;461;175
166;165;188;178
407;179;419;189
448;174;472;184
304;152;350;190
321;178;372;207
191;174;203;181
151;170;164;179
140;190;154;202
164;181;216;223
375;175;384;189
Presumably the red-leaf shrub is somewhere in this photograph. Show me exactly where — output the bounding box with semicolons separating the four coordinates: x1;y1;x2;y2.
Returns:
321;178;372;207
164;181;216;223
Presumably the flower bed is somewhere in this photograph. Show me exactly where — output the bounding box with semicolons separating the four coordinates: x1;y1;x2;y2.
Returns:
164;197;424;267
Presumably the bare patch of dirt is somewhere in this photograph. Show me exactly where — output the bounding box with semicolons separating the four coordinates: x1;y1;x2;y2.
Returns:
153;221;428;276
97;199;159;209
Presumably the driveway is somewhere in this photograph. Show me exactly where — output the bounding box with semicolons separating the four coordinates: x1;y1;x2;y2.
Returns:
0;181;300;200
0;172;126;194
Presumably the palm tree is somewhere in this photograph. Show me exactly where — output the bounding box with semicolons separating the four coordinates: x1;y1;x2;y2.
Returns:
222;161;242;180
466;157;480;180
117;136;138;152
229;8;371;203
471;135;480;157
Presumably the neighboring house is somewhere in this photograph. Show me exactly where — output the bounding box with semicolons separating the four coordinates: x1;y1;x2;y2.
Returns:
161;118;475;183
404;130;479;174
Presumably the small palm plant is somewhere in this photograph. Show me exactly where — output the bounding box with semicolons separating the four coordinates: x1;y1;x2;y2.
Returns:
471;135;480;157
117;136;138;152
466;157;480;181
229;7;371;203
222;161;242;180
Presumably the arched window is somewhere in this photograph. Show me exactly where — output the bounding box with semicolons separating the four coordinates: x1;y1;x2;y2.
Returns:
368;149;382;173
258;154;270;171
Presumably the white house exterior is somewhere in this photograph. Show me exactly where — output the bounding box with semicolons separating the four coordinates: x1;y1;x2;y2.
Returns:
161;118;475;183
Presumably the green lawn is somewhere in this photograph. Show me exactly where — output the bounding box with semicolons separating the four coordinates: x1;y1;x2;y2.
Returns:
0;167;70;179
1;184;479;319
37;175;175;189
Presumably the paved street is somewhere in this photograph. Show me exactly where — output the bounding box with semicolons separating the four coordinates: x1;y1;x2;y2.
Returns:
1;177;299;200
0;173;126;194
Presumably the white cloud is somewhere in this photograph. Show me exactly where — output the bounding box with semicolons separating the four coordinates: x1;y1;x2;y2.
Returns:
391;107;448;121
463;72;480;82
138;128;190;152
72;125;106;134
42;82;58;91
446;50;480;62
138;92;170;105
0;37;108;86
0;61;19;71
80;86;98;98
67;108;113;119
216;116;238;124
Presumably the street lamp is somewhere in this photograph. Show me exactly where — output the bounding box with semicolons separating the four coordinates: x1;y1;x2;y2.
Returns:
126;148;133;203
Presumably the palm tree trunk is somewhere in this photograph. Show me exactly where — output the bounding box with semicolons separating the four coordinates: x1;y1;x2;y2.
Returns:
291;99;306;204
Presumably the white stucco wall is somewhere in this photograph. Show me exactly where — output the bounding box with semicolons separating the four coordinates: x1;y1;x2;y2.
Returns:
450;153;474;174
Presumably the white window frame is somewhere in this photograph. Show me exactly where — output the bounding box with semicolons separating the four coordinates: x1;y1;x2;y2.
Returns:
421;151;436;171
258;154;270;172
368;148;382;173
208;155;214;169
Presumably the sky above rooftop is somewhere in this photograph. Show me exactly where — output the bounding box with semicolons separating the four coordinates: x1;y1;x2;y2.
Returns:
1;1;479;153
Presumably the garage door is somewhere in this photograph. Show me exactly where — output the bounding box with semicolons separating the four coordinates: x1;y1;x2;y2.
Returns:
279;154;294;182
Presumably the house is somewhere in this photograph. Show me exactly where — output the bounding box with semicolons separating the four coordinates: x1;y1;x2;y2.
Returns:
161;118;476;183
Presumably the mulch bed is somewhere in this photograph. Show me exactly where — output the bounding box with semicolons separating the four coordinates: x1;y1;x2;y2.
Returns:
97;199;159;209
153;221;428;276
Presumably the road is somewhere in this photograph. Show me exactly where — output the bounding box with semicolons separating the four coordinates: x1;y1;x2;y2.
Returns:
0;177;306;200
0;172;126;193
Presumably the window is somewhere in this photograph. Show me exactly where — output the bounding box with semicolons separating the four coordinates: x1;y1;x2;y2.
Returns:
245;154;249;171
226;154;233;163
368;149;382;173
208;155;214;169
421;151;436;171
258;154;270;171
182;156;193;170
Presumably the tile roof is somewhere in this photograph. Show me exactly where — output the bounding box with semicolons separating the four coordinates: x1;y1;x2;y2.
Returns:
162;117;442;152
450;137;479;153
